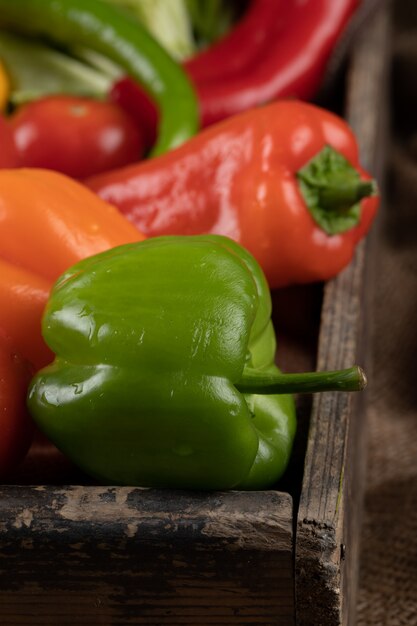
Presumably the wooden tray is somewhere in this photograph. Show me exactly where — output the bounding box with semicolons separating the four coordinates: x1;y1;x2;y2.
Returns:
0;4;390;625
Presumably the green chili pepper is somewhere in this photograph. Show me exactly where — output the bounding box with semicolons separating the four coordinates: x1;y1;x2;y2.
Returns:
28;235;365;490
0;0;199;155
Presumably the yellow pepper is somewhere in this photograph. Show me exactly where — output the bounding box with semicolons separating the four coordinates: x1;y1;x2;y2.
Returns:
0;59;10;109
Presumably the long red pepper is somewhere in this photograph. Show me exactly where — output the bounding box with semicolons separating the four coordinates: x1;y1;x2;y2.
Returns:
111;1;285;146
184;0;286;84
110;0;360;138
197;0;360;126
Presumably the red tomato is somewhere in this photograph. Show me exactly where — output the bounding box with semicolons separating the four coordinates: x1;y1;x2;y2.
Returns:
0;330;34;477
0;115;19;168
9;95;145;178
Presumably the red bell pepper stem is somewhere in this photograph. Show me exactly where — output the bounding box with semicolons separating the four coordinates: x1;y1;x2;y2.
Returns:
320;179;375;211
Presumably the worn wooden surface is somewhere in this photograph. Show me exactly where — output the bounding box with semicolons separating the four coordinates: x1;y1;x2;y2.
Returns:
295;4;390;626
0;487;294;625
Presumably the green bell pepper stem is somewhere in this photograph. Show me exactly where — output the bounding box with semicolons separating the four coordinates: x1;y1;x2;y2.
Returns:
0;0;199;156
237;365;367;395
319;179;376;212
297;145;378;236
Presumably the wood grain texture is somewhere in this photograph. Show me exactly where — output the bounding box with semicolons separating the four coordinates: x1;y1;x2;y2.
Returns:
0;487;294;625
295;4;391;626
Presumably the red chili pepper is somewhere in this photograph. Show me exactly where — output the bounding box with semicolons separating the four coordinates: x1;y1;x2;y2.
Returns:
110;0;359;135
86;100;379;289
197;0;360;126
184;0;287;84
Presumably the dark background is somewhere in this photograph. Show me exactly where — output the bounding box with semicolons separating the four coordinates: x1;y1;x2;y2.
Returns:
356;2;417;623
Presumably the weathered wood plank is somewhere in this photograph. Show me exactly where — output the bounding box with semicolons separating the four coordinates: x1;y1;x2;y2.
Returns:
295;4;391;626
0;487;294;625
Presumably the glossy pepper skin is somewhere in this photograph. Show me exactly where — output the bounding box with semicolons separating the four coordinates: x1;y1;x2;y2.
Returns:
87;101;379;289
0;260;53;371
28;235;297;490
195;0;360;126
0;0;199;156
0;169;143;282
0;169;144;370
183;0;284;84
28;234;366;488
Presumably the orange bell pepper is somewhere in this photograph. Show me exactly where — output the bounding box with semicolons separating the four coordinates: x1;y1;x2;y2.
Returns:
0;168;144;369
0;259;53;371
0;168;144;281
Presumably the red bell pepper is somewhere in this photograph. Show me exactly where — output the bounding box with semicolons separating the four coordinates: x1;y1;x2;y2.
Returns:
110;0;359;135
86;100;379;289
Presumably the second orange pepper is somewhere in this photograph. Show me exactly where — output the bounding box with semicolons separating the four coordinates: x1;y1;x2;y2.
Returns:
0;168;144;370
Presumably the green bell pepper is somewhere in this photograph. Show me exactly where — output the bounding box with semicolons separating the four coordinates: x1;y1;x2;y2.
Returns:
28;235;366;490
0;0;199;156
